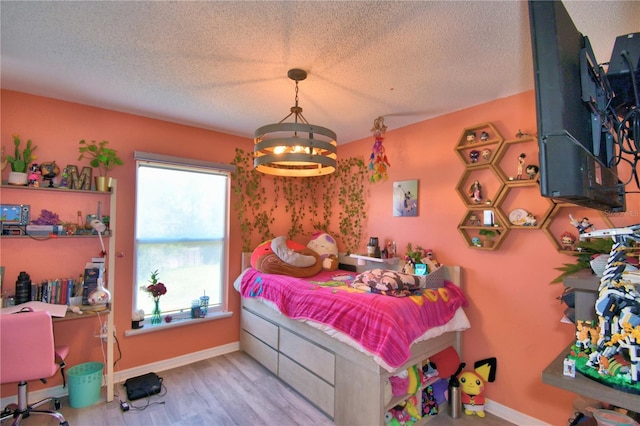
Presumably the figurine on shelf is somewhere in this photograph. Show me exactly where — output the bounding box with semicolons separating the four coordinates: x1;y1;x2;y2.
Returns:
466;131;476;144
523;213;537;226
569;214;594;234
469;150;480;163
526;164;539;180
481;149;492;161
516;153;526;180
59;166;70;188
560;231;577;251
28;163;41;187
480;131;489;142
468;213;481;226
469;180;482;204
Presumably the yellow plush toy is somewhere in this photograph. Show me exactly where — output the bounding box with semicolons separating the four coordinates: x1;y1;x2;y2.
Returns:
460;357;497;418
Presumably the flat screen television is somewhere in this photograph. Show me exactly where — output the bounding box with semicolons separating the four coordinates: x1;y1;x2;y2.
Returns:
528;0;638;213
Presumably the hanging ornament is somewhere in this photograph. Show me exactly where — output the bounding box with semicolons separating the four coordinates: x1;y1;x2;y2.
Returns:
369;116;390;183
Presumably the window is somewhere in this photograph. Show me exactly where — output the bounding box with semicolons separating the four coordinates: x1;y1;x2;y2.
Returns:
133;152;233;321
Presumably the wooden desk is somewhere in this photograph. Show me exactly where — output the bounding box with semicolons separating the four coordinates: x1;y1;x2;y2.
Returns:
542;344;640;412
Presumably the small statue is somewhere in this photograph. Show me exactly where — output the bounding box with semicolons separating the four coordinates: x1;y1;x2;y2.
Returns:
480;131;489;142
560;231;577;251
469;180;482;204
469;150;480;163
526;164;539;180
516;153;526;180
569;214;594;234
466;131;476;144
481;149;492;161
28;163;40;187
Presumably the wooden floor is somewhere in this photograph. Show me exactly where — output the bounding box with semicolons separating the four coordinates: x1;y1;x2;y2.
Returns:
30;351;513;426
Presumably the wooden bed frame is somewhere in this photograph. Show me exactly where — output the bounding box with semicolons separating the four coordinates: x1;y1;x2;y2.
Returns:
238;259;463;426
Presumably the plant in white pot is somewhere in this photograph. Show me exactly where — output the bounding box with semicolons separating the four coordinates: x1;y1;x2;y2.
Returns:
78;139;123;191
6;135;37;185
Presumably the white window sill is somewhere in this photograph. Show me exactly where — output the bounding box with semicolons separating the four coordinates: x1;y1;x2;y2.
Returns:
124;310;233;336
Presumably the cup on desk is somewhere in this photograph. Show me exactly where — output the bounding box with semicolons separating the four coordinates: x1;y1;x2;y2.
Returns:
199;296;209;317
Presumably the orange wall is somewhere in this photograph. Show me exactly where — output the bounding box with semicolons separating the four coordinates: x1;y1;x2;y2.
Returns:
2;89;639;424
339;91;639;424
1;89;253;395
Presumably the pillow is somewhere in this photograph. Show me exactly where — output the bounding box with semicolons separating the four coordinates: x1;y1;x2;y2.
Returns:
250;238;307;269
307;232;339;260
351;269;424;293
350;268;445;293
251;237;322;277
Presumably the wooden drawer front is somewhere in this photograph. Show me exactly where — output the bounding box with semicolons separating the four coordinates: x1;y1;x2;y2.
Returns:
241;308;279;349
279;328;335;385
279;355;335;418
241;330;278;375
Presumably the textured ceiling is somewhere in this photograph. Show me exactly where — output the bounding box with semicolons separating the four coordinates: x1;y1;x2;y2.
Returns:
1;1;639;144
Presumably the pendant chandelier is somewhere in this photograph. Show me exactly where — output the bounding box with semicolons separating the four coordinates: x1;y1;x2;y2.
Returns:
254;68;337;177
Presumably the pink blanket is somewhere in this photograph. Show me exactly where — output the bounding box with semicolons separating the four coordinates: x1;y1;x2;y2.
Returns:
239;268;468;369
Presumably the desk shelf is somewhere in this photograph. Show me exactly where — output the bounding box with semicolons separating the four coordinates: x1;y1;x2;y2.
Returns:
542;344;640;412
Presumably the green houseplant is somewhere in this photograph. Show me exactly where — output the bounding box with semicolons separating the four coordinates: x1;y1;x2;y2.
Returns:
78;139;123;191
479;228;497;247
6;134;37;185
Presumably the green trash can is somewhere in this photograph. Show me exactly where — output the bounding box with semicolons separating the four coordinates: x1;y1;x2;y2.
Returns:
67;362;104;408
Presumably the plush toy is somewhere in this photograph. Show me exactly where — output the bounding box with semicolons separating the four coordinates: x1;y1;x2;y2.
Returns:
307;232;339;270
250;237;322;277
389;369;409;396
459;357;497;418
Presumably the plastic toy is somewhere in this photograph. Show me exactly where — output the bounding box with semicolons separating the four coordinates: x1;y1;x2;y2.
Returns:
459;357;497;418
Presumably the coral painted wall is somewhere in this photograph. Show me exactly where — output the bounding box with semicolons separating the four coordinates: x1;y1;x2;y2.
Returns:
1;89;253;396
339;91;639;424
1;89;638;424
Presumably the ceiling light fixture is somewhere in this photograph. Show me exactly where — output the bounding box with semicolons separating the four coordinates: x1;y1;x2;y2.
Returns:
254;68;337;177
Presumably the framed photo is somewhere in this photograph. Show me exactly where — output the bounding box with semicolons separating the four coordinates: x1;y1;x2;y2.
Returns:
393;180;418;217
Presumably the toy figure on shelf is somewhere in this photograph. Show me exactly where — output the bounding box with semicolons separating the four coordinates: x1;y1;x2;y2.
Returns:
469;150;480;163
480;131;489;142
523;212;537;226
369;116;390;183
572;224;640;391
28;163;40;187
481;149;492;161
516;153;526;179
560;231;577;251
569;214;594;234
469;180;482;204
466;131;476;144
525;164;539;180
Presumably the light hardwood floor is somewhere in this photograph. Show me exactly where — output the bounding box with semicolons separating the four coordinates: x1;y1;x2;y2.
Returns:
34;351;513;426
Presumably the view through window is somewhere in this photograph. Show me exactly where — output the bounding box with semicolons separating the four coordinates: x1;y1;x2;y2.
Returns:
134;152;232;320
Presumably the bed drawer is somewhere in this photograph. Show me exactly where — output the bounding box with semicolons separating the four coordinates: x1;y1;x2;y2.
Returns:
241;329;278;375
241;308;279;349
279;328;335;385
279;354;335;418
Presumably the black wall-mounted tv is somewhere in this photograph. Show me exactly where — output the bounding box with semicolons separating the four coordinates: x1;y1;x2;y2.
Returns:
528;0;635;213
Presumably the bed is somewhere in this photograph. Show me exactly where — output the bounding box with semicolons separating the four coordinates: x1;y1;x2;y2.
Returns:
234;255;469;425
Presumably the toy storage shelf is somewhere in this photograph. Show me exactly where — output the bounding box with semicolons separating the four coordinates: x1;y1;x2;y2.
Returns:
542;271;638;412
542;343;639;412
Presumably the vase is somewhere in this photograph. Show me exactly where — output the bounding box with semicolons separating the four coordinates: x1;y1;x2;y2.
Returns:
151;299;162;325
95;176;111;192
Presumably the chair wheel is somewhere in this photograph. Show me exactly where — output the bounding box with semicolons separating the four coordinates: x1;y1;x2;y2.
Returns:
54;399;61;410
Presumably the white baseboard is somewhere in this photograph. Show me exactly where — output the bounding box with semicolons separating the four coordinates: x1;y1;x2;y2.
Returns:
486;398;550;425
0;341;239;408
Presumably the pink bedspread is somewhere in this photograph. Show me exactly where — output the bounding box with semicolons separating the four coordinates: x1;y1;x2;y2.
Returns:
239;268;469;369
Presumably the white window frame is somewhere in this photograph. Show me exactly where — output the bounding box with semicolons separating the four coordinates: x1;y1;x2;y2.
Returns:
133;151;233;325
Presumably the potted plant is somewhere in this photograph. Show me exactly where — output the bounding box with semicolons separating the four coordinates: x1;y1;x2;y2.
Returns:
6;135;37;186
479;228;497;248
78;139;123;191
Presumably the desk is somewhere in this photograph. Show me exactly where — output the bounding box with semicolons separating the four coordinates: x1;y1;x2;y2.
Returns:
542;344;639;412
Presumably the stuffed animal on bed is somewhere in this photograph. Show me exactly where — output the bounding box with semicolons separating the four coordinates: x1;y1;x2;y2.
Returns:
460;357;497;418
251;236;322;278
307;232;339;271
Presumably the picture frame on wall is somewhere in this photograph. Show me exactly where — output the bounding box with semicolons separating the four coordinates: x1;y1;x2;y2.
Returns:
393;179;418;217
